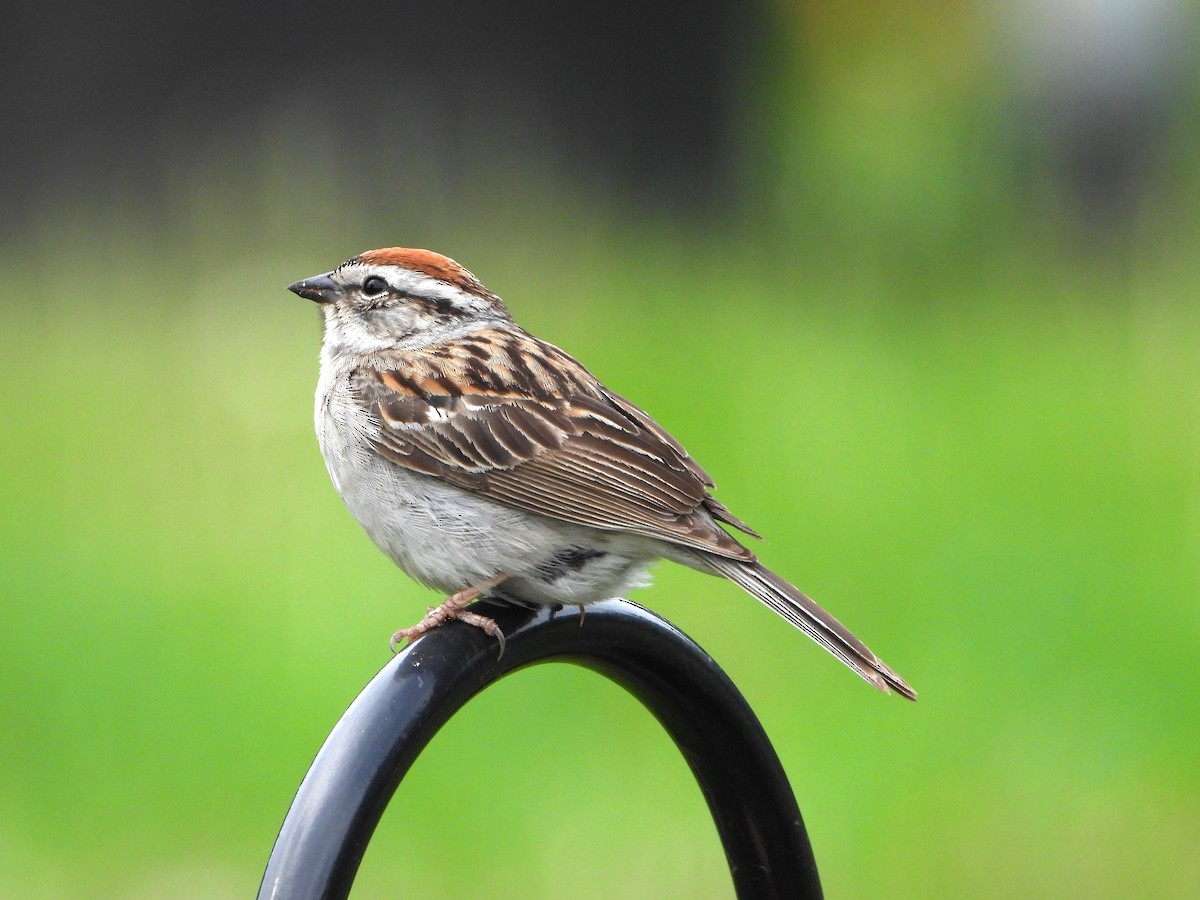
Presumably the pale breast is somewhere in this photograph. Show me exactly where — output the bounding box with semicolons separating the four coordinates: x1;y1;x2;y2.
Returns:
315;369;660;602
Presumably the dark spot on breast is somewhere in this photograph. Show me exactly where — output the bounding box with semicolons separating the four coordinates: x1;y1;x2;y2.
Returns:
535;546;607;583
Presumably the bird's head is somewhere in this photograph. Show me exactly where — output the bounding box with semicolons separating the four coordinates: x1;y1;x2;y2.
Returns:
289;248;510;358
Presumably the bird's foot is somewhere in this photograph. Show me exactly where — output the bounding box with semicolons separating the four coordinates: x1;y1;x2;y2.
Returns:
390;572;509;656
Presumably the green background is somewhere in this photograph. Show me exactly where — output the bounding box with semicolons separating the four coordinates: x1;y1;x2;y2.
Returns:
3;7;1199;898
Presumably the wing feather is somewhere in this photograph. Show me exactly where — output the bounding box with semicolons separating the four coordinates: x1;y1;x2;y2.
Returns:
354;327;755;560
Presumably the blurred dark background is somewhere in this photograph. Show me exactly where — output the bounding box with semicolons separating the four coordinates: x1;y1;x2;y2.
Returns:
3;2;1199;898
3;0;758;222
11;0;1190;245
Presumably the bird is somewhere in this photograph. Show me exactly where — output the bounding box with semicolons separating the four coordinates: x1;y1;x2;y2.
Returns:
289;248;915;699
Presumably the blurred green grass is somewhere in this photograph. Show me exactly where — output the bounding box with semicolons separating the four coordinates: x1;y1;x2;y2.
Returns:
1;186;1199;899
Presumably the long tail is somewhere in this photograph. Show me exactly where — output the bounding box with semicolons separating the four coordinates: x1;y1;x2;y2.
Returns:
702;555;916;700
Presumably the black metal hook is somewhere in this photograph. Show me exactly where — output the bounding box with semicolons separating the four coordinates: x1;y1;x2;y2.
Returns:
258;598;822;899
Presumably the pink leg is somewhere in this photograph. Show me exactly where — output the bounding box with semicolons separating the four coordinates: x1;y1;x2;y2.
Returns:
390;572;509;654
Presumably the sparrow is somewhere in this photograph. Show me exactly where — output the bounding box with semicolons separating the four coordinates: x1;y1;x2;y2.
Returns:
289;248;915;699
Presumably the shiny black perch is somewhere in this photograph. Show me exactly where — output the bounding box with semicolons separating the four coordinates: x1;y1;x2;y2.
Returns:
258;598;822;899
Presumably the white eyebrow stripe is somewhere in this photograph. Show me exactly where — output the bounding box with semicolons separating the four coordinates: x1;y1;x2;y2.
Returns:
387;268;490;310
337;263;493;314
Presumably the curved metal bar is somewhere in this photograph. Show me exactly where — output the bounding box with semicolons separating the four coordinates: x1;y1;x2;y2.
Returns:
258;598;822;899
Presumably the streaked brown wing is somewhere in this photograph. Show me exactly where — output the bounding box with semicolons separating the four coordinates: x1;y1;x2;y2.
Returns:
353;327;756;560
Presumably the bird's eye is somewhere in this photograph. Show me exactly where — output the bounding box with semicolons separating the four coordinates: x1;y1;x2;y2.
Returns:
362;276;389;296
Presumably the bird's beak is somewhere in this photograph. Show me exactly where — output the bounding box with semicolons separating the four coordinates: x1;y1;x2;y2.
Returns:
288;272;338;304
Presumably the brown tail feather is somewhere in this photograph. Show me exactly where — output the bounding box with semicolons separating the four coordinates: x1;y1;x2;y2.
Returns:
702;555;916;700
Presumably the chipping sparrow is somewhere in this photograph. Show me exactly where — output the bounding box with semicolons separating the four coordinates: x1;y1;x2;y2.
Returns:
290;248;915;699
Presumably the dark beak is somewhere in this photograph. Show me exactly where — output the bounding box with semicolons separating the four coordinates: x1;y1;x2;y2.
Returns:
288;272;338;303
